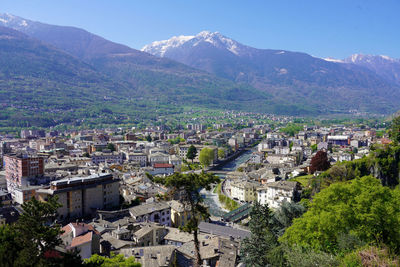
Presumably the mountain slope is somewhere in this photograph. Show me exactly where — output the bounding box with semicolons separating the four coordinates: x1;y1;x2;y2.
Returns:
143;31;400;114
0;14;278;114
0;26;140;128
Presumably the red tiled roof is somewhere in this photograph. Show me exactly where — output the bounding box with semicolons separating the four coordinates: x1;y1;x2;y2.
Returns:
71;231;92;247
154;163;173;168
61;224;72;236
62;222;100;237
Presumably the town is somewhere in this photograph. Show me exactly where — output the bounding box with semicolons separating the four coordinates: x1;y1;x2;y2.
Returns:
0;113;387;267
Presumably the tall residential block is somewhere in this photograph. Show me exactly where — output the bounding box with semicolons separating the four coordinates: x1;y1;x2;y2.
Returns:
4;154;44;198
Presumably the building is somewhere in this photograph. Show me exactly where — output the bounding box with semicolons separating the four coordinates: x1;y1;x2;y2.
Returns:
91;151;123;165
4;154;44;200
20;129;45;139
198;222;250;241
230;180;260;203
176;236;239;267
0;189;12;206
148;152;170;166
37;173;120;220
168;200;190;228
328;135;350;146
257;181;300;209
129;202;171;226
61;222;100;259
131;224;168;247
248;152;264;164
125;152;147;167
150;163;174;176
120;245;176;267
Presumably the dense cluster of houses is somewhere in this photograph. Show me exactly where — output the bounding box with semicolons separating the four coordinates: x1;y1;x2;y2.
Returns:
0;119;386;266
221;124;379;209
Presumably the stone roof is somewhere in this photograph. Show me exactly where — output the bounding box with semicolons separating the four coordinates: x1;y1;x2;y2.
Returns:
198;222;250;240
129;202;170;217
265;180;299;190
120;245;176;267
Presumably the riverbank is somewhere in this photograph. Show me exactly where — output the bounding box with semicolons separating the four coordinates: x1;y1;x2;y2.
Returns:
216;181;239;211
202;146;256;216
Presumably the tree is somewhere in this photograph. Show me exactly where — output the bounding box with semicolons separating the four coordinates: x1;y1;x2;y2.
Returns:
389;115;400;144
150;172;219;267
269;201;306;238
0;224;22;267
309;150;330;174
218;148;225;159
280;176;400;253
145;135;152;142
199;147;215;167
310;144;318;153
0;196;83;267
240;202;281;267
186;145;197;163
84;253;140;267
14;197;63;266
106;143;116;152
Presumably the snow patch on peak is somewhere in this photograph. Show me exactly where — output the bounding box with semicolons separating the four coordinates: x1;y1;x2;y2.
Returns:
193;30;245;56
379;55;397;62
350;54;362;63
19;20;28;27
141;34;195;57
323;57;344;63
0;13;30;28
196;30;214;38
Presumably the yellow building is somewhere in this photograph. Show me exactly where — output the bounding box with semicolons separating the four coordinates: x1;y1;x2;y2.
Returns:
230;180;260;203
168;200;190;228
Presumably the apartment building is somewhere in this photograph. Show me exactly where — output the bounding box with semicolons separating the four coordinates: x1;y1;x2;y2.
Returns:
4;154;44;199
37;173;120;220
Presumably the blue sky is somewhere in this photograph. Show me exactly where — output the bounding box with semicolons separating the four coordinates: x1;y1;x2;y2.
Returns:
2;0;399;59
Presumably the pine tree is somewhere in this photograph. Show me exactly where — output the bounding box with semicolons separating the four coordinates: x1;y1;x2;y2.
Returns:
14;197;63;266
150;172;219;267
240;202;280;267
390;115;400;144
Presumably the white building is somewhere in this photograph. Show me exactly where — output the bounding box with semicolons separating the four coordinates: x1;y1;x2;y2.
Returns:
61;222;100;259
126;152;147;167
257;181;300;209
91;151;123;165
148;152;170;166
129;202;171;226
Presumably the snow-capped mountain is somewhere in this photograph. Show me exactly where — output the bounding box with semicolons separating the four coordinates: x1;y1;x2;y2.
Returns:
142;32;400;114
142;31;251;57
345;54;399;64
343;54;400;85
0;13;29;30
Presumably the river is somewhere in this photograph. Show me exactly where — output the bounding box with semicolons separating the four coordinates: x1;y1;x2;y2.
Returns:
202;148;255;217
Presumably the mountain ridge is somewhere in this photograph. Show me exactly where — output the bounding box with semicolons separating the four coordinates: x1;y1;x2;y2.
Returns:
0;14;399;119
143;31;400;114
